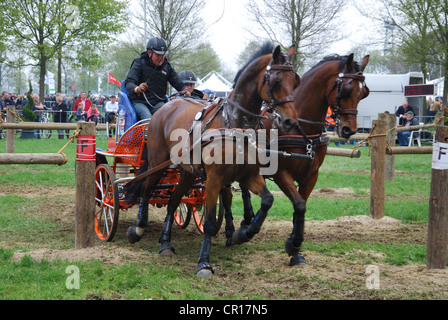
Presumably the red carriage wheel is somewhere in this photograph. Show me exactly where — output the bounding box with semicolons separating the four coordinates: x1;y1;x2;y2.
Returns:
193;194;224;234
94;164;119;241
174;203;192;229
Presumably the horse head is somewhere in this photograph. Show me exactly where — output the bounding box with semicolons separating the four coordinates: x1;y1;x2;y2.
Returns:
232;43;299;133
328;53;370;138
260;45;299;133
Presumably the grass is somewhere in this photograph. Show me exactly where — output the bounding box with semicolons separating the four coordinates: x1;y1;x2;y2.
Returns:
0;138;443;300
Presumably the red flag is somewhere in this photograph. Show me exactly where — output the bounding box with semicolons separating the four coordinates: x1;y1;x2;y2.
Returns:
69;83;77;91
108;72;121;86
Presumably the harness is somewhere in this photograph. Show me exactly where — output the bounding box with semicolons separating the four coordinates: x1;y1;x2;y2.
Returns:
327;72;368;128
125;53;300;185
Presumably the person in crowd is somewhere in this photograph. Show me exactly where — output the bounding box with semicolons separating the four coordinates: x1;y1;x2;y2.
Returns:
397;111;419;146
87;104;100;124
77;102;87;121
395;101;415;126
32;93;44;139
0;91;15;139
325;106;340;146
74;91;92;113
124;36;188;120
53;95;70;139
104;95;119;137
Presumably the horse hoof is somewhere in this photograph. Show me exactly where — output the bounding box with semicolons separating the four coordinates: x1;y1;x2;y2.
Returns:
285;237;301;257
289;253;306;266
232;226;250;245
196;269;213;278
159;248;175;257
126;226;142;244
225;238;234;248
196;262;214;278
159;242;176;256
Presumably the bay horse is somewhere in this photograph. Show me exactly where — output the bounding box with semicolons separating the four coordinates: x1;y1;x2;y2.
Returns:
230;53;370;266
123;42;299;277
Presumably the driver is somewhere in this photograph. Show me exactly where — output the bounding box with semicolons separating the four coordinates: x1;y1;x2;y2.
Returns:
125;37;188;120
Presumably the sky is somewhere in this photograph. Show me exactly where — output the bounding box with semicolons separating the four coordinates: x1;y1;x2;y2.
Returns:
200;0;378;72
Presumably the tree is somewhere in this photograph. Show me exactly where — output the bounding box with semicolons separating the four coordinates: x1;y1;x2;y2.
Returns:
428;0;448;101
173;42;222;79
0;0;127;102
357;0;448;102
132;0;206;62
246;0;346;70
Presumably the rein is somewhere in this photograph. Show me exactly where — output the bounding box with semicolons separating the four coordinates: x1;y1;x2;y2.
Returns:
224;55;297;128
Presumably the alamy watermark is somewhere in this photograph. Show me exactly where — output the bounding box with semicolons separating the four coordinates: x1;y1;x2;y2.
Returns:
66;5;80;30
169;121;279;176
66;265;80;290
365;265;380;290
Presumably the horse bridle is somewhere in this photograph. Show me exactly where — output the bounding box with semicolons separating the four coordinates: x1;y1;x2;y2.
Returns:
294;71;368;159
225;55;298;127
328;72;368;122
262;55;297;110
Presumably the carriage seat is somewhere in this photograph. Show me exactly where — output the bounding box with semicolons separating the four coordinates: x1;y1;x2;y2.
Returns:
119;80;138;131
118;80;170;131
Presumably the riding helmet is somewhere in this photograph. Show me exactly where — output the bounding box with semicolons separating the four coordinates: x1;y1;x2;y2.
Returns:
146;37;169;55
179;70;197;84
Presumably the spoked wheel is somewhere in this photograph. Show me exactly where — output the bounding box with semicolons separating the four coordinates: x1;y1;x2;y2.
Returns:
42;129;52;139
193;193;224;234
94;164;119;241
174;203;192;229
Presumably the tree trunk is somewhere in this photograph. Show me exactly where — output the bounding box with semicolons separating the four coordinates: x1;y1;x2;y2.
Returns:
39;53;46;103
57;49;62;93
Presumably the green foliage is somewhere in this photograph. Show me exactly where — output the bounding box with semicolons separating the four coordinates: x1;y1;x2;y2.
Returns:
22;81;36;122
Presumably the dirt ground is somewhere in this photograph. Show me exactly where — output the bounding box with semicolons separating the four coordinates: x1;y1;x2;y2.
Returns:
6;185;448;299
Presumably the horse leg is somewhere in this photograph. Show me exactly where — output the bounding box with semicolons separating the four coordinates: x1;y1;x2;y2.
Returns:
159;171;196;256
271;171;307;266
126;172;163;244
196;173;223;278
220;186;235;247
232;175;273;245
241;186;255;226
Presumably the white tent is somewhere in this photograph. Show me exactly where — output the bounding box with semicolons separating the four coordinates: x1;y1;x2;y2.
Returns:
197;71;233;97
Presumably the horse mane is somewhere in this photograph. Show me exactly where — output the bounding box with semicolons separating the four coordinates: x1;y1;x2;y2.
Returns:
232;41;275;88
303;54;361;79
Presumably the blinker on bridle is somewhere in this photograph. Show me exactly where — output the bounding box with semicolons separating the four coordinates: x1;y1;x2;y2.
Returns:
329;72;368;120
262;56;296;113
226;54;298;124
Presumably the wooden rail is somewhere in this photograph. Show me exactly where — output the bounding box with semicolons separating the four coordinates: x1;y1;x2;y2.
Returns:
0;153;67;165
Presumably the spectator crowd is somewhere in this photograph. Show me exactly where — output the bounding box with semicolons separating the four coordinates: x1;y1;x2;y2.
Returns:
1;91;120;138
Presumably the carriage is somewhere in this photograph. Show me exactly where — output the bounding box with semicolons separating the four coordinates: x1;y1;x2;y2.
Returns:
93;87;223;242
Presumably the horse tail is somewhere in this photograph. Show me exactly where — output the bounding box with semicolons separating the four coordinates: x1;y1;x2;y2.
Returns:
122;144;148;206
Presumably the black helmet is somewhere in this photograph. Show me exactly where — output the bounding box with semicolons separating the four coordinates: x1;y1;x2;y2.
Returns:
179;70;197;84
146;37;169;55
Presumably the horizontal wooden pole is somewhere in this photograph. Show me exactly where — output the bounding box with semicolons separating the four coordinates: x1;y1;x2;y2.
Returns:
327;132;370;141
396;124;434;132
386;146;433;155
1;122;114;131
327;147;361;158
0;153;67;165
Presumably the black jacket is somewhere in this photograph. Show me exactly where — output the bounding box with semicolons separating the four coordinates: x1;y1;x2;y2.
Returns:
53;102;70;123
125;52;186;107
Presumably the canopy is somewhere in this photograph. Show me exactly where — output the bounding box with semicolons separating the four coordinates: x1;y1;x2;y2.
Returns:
197;71;232;97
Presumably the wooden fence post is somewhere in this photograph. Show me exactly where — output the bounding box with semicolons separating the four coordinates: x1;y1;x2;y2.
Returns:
379;113;396;181
6;105;15;153
75;122;96;249
427;124;448;269
370;119;386;219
